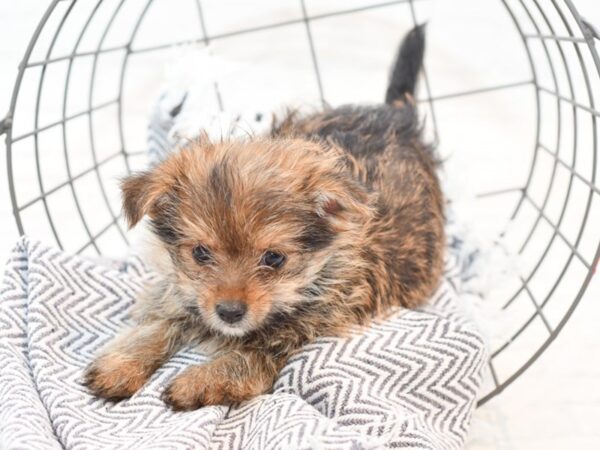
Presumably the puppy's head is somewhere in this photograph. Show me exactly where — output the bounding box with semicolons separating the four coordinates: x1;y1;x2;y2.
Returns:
122;138;373;336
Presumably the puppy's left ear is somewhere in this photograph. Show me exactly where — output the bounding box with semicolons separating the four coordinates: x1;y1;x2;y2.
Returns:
315;181;375;231
121;170;170;228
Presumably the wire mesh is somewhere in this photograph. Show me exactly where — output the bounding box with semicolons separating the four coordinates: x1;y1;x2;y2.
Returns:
1;0;599;405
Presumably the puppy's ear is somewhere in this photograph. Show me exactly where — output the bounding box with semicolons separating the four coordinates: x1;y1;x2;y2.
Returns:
316;193;344;217
315;181;375;231
121;171;170;228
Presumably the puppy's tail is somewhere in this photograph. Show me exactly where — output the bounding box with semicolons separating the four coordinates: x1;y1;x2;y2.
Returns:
385;24;426;104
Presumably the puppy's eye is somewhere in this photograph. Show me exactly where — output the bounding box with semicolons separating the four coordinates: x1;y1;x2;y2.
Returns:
192;245;211;264
260;251;286;269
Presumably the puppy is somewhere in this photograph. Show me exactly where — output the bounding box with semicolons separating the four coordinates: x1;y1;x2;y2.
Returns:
84;25;444;411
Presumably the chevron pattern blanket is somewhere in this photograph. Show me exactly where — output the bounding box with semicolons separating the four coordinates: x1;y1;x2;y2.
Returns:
0;236;485;449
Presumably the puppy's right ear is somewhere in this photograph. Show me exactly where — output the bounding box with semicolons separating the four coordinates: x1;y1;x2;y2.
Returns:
121;171;168;228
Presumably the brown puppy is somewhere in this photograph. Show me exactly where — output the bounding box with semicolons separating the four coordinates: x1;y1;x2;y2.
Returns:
84;25;444;411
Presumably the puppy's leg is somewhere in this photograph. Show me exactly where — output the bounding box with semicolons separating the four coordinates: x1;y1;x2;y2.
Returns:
84;319;183;400
162;350;280;410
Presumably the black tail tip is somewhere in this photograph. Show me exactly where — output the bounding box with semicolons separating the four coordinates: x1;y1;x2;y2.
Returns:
385;24;427;105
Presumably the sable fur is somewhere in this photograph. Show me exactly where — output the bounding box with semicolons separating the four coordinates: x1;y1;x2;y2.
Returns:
84;26;444;411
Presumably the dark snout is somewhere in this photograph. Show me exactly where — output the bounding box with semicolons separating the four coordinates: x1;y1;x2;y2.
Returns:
216;300;247;324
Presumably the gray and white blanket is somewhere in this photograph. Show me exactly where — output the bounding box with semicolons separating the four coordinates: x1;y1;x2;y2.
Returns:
0;237;485;449
0;82;486;449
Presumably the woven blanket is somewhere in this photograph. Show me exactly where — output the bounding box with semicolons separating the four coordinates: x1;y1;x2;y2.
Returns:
0;236;485;449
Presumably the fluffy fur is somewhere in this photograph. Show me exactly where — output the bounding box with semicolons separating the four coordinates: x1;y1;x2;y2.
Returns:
84;25;445;410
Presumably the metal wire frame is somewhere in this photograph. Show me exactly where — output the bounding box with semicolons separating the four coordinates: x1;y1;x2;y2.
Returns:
476;0;600;404
1;0;599;406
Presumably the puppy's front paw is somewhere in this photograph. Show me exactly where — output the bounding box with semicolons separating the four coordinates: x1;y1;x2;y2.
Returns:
83;354;149;400
162;365;255;411
161;366;212;411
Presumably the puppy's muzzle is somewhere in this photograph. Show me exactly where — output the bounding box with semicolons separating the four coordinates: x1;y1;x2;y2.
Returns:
216;300;247;324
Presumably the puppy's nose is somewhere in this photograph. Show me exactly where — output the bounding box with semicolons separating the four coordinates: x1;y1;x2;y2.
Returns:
215;300;247;324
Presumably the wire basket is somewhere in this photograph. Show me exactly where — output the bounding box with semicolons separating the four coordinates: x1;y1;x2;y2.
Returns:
1;0;599;405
